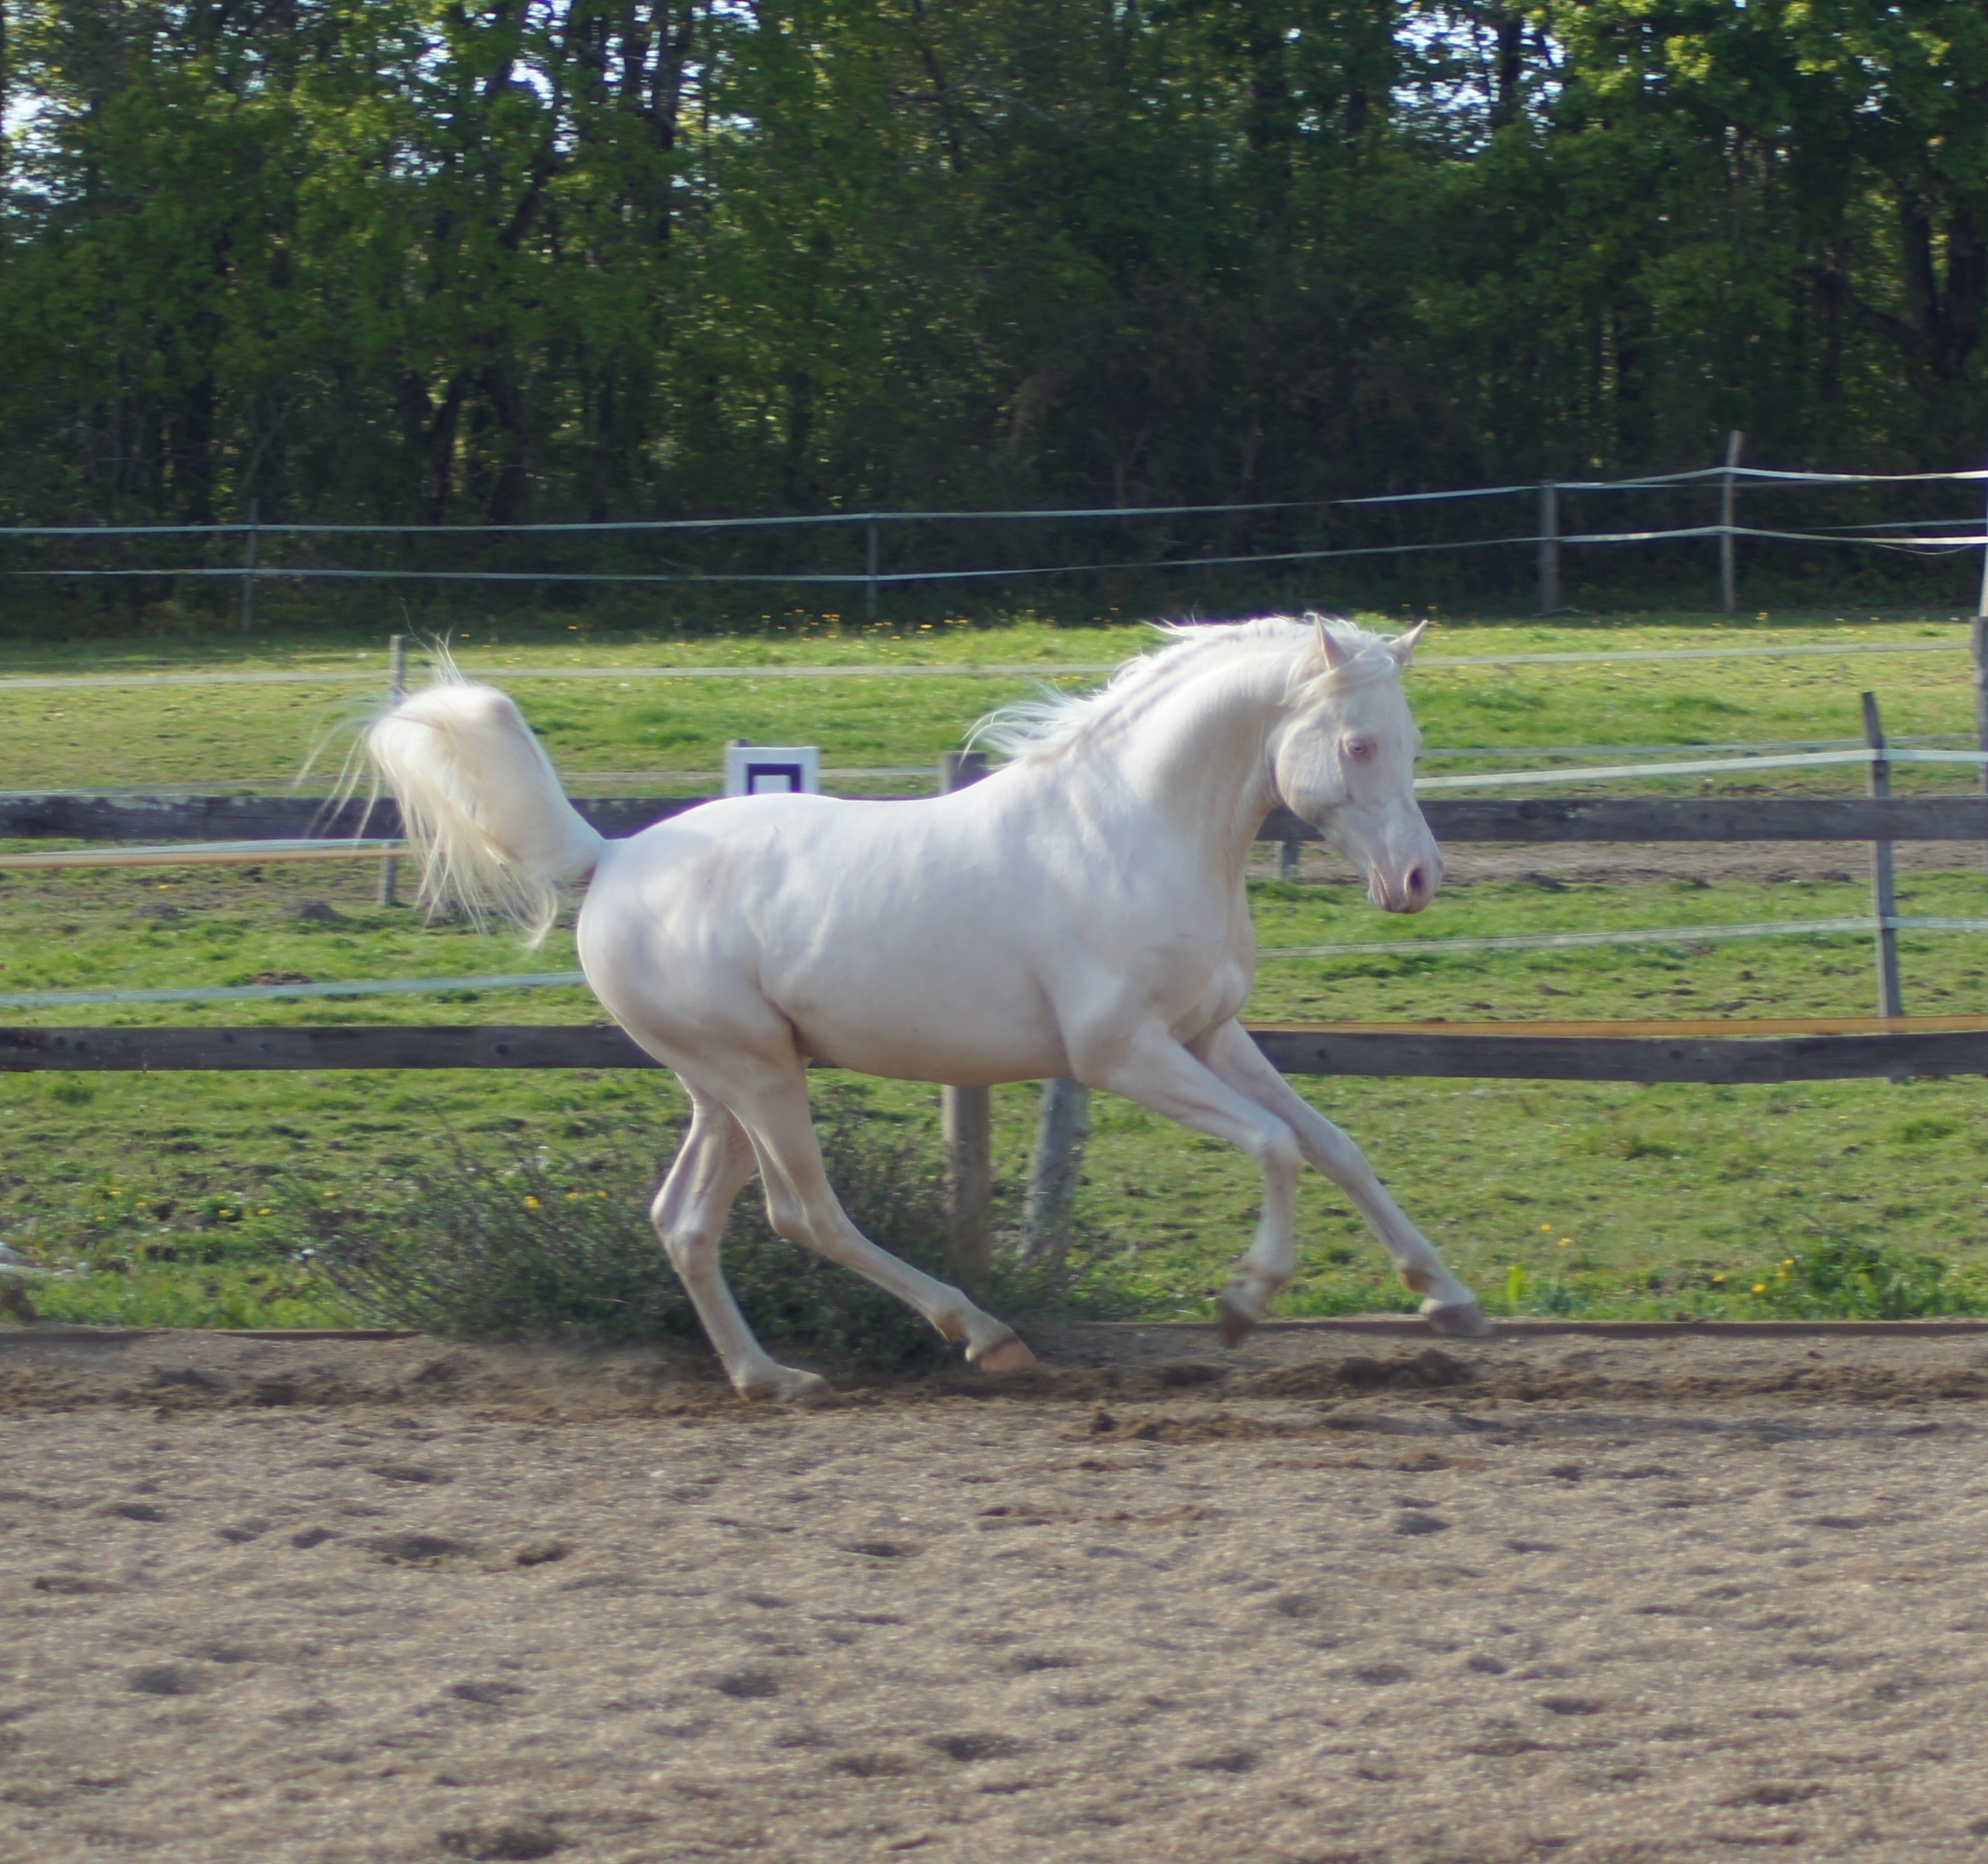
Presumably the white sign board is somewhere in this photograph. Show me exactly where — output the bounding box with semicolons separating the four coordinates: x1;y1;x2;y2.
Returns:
723;744;821;797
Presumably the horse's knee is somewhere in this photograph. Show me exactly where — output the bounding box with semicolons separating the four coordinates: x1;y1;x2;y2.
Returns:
1251;1125;1303;1182
762;1192;820;1248
655;1218;711;1277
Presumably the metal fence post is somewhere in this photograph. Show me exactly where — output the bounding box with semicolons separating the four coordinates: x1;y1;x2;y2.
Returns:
1719;430;1743;614
378;634;408;908
238;498;260;637
1537;481;1560;616
865;518;880;624
939;748;993;1282
1021;1073;1090;1267
1974;457;1988;867
1978;455;1988;625
1862;690;1903;1020
1974;615;1988;870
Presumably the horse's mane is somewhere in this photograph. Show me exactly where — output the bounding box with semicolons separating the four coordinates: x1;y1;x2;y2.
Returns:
971;614;1399;764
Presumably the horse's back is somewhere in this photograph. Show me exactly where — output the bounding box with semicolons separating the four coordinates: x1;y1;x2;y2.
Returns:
578;786;1077;1079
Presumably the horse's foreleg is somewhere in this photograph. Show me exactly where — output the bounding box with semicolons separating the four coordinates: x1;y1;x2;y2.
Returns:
729;1072;1036;1375
1080;1027;1307;1345
1195;1021;1489;1339
652;1091;835;1404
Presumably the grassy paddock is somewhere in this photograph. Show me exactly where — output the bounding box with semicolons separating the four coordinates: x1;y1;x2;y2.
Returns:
3;608;1986;1333
0;611;1979;794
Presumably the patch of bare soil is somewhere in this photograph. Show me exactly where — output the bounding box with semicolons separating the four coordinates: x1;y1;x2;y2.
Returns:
5;1324;1988;1864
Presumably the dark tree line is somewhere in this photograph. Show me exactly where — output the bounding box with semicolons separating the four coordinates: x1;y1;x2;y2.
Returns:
0;1;1983;551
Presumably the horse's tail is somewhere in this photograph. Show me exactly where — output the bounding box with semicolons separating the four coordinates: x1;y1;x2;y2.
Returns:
366;664;605;947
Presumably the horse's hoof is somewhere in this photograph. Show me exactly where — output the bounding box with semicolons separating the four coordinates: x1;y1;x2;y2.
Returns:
740;1368;840;1406
974;1334;1038;1374
1217;1298;1258;1348
1422;1300;1492;1339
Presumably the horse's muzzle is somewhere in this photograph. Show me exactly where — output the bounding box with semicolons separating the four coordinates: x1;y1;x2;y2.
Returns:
1370;848;1443;914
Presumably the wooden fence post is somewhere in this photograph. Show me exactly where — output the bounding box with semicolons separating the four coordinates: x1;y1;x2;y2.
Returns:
939;749;993;1282
1862;690;1904;1020
1719;430;1743;614
1021;1073;1090;1267
378;634;408;908
1537;481;1560;616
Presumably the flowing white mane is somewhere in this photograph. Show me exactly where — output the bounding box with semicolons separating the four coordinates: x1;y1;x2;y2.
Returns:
972;614;1401;763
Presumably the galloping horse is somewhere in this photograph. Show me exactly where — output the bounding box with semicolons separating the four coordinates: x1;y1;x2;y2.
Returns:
369;616;1488;1401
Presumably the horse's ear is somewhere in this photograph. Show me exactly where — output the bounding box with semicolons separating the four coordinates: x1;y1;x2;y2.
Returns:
1387;621;1430;667
1313;614;1353;671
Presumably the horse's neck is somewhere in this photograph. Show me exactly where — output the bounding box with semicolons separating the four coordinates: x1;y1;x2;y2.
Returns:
1066;646;1289;869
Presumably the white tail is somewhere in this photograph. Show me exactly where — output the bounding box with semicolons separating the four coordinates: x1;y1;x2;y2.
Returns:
366;665;605;945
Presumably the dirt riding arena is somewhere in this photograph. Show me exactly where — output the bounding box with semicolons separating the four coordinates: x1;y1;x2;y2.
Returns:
6;1324;1988;1864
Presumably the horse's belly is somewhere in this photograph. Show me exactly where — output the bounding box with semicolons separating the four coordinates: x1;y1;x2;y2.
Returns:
783;970;1069;1086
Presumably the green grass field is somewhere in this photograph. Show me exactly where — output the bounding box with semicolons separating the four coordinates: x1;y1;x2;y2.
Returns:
4;607;1987;1334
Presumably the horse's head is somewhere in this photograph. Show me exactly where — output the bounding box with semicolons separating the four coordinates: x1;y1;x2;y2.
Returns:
1270;616;1442;914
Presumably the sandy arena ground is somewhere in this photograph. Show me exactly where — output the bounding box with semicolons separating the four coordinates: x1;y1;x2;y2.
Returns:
5;1324;1988;1864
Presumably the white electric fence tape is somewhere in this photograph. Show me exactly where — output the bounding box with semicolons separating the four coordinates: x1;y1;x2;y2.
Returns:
0;636;1970;694
0;972;588;1010
1256;917;1988;963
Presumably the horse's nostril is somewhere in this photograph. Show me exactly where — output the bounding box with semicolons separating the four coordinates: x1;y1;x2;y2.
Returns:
1406;865;1427;900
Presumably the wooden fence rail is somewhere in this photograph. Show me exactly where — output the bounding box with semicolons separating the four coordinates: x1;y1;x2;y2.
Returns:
6;1022;1988;1085
6;793;1988;846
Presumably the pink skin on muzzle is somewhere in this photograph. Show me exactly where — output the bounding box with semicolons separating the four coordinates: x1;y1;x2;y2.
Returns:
1330;814;1444;914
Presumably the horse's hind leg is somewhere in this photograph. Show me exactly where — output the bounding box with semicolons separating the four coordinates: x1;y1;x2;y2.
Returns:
652;1089;835;1404
728;1069;1035;1373
1196;1020;1489;1339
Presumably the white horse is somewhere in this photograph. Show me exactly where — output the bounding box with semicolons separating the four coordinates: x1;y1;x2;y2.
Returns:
369;616;1489;1401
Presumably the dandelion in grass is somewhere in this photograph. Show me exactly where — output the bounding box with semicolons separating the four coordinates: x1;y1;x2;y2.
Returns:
1753;1283;1768;1295
1559;1237;1572;1248
1712;1274;1726;1286
523;1195;542;1210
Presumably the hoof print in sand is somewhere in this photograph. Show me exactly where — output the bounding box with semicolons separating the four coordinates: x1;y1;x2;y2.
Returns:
1183;1749;1257;1774
711;1669;780;1700
1394;1511;1449;1536
828;1753;913;1778
127;1666;200;1697
105;1502;168;1522
367;1462;452;1485
364;1532;470;1565
925;1733;1021;1763
438;1820;567;1861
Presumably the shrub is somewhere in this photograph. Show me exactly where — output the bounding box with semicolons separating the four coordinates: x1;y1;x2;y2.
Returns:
1745;1237;1986;1320
302;1100;1099;1371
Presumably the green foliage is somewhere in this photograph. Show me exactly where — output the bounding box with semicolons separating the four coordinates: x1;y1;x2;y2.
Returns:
0;4;1983;622
303;1105;1100;1370
5;614;1988;1334
1743;1238;1986;1320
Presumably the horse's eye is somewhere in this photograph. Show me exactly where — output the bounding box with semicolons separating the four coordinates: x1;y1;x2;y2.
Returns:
1344;737;1376;763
